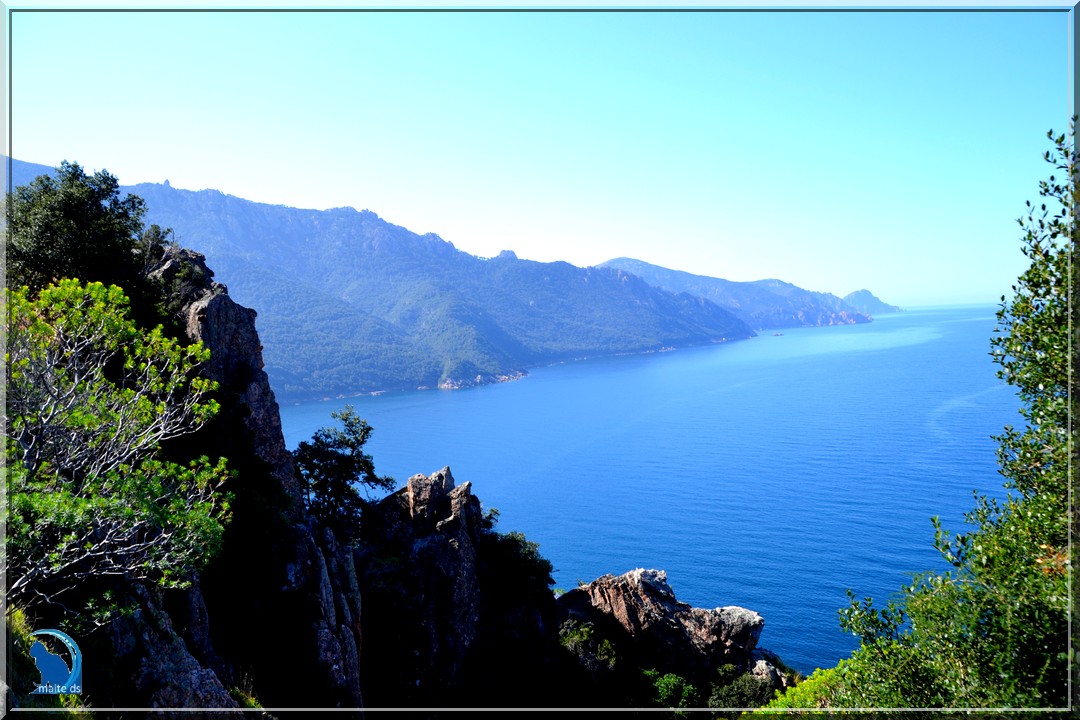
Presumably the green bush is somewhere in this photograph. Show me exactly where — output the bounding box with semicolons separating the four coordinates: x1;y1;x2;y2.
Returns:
4;280;230;622
644;668;700;709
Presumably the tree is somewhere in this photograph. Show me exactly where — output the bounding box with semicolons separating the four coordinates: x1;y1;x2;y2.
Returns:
6;279;220;482
765;124;1074;710
5;161;177;332
4;279;230;620
7;162;147;293
292;405;395;537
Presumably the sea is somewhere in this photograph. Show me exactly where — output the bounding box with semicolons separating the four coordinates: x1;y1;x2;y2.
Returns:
277;304;1020;676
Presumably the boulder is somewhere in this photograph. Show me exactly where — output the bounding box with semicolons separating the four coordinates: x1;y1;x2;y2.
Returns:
558;568;765;680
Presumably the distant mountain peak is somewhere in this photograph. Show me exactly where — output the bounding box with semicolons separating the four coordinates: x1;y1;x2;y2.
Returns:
599;258;870;330
842;289;902;316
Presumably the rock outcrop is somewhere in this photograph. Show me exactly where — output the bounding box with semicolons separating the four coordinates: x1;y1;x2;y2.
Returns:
107;584;238;713
556;568;792;702
558;569;763;677
357;468;486;700
148;246;299;502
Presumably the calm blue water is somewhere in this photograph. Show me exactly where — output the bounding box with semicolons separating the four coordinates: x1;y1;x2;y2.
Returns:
278;305;1018;675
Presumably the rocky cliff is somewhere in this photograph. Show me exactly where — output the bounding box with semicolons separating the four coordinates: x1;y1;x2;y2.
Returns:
365;468;485;692
10;244;795;712
559;569;767;678
53;245;370;710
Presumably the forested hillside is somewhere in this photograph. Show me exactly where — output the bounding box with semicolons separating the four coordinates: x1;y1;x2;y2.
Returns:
10;159;886;403
117;181;756;400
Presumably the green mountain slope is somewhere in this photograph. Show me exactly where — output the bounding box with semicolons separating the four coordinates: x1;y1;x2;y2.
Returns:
115;183;755;400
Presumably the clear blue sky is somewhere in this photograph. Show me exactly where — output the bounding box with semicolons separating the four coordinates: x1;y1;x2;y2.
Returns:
7;3;1074;306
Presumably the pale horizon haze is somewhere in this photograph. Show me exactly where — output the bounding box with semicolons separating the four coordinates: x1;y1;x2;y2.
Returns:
6;3;1075;307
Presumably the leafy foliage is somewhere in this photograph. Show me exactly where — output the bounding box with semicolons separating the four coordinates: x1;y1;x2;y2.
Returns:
643;668;700;710
707;669;774;710
292;405;395;537
5;161;177;333
6;162;146;292
4;280;230;619
762;125;1074;710
6;280;219;482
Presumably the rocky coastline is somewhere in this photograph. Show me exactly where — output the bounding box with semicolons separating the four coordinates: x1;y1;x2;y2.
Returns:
7;246;797;711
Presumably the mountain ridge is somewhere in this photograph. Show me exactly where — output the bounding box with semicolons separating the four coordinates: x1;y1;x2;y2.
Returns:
116;180;756;401
599;257;873;330
9;159;885;404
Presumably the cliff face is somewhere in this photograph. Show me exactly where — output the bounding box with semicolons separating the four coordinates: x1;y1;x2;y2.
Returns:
86;246;369;709
149;246;299;502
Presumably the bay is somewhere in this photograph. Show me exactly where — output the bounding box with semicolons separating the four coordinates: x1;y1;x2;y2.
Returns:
278;305;1018;675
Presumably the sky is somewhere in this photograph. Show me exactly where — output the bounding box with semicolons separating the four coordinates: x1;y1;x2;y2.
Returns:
6;2;1075;306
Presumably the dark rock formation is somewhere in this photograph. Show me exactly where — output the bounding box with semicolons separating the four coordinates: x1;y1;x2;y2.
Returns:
74;244;370;709
147;247;299;502
357;468;485;701
107;584;238;713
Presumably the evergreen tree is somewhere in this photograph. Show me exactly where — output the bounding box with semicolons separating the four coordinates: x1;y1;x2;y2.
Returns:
293;405;395;538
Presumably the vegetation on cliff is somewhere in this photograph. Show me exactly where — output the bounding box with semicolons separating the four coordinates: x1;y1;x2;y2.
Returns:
4;166;232;629
293;404;395;538
762;126;1074;711
7;120;1068;713
3;165;247;711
